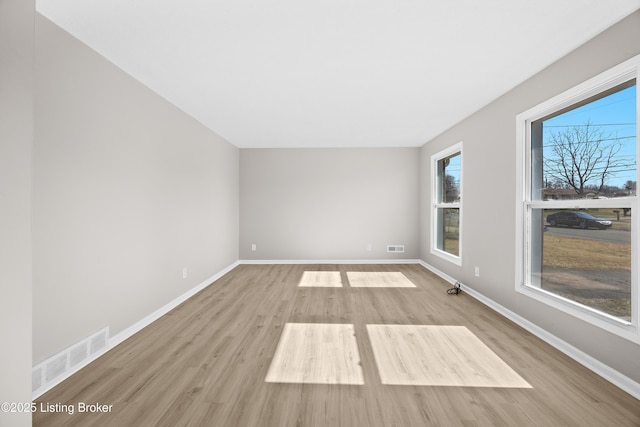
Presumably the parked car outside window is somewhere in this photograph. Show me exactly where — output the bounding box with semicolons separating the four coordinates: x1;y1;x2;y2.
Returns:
546;211;612;229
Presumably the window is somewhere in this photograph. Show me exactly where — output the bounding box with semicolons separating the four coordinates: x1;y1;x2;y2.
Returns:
516;55;639;341
432;143;462;265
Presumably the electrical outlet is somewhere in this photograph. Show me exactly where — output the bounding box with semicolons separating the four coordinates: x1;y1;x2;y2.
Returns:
474;266;480;277
182;268;188;279
366;243;372;251
251;244;257;251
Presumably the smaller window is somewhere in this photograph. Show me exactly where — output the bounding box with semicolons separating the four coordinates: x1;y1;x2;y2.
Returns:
432;143;462;265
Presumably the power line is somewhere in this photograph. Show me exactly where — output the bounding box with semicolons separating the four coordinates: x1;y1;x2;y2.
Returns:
543;122;636;128
541;134;636;146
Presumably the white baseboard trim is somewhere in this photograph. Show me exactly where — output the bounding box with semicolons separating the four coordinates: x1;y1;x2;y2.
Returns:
239;259;421;265
418;260;640;400
32;260;239;400
109;260;239;348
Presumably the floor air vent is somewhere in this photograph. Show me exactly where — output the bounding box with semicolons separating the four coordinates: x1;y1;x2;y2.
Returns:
32;327;109;398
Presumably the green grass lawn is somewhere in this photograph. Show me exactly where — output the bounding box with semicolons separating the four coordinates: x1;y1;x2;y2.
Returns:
542;233;631;319
543;233;631;270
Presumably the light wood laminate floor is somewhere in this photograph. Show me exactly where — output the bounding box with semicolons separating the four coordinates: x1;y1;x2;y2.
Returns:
34;264;640;426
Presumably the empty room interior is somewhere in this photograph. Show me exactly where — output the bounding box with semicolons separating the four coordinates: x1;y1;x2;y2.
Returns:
4;1;640;426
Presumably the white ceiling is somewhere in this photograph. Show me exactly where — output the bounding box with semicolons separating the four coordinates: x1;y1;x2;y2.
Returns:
36;0;640;148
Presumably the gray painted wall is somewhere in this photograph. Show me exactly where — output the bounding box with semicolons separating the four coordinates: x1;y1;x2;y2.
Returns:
0;1;34;425
33;15;239;364
240;148;419;260
420;11;640;384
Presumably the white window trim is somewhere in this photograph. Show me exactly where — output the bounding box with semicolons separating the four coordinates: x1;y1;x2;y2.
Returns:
431;142;463;266
515;54;640;343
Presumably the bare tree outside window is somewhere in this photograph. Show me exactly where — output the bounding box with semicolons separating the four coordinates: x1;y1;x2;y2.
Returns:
625;179;637;196
543;120;625;196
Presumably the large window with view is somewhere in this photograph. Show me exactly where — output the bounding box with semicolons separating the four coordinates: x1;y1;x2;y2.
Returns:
432;143;462;265
517;55;639;339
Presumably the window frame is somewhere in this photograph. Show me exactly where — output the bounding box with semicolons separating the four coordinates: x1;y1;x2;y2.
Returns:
515;54;640;343
431;142;463;266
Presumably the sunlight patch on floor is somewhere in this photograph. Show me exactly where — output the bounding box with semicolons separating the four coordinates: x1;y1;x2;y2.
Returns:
346;272;416;288
265;323;364;385
298;271;343;287
367;324;531;388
